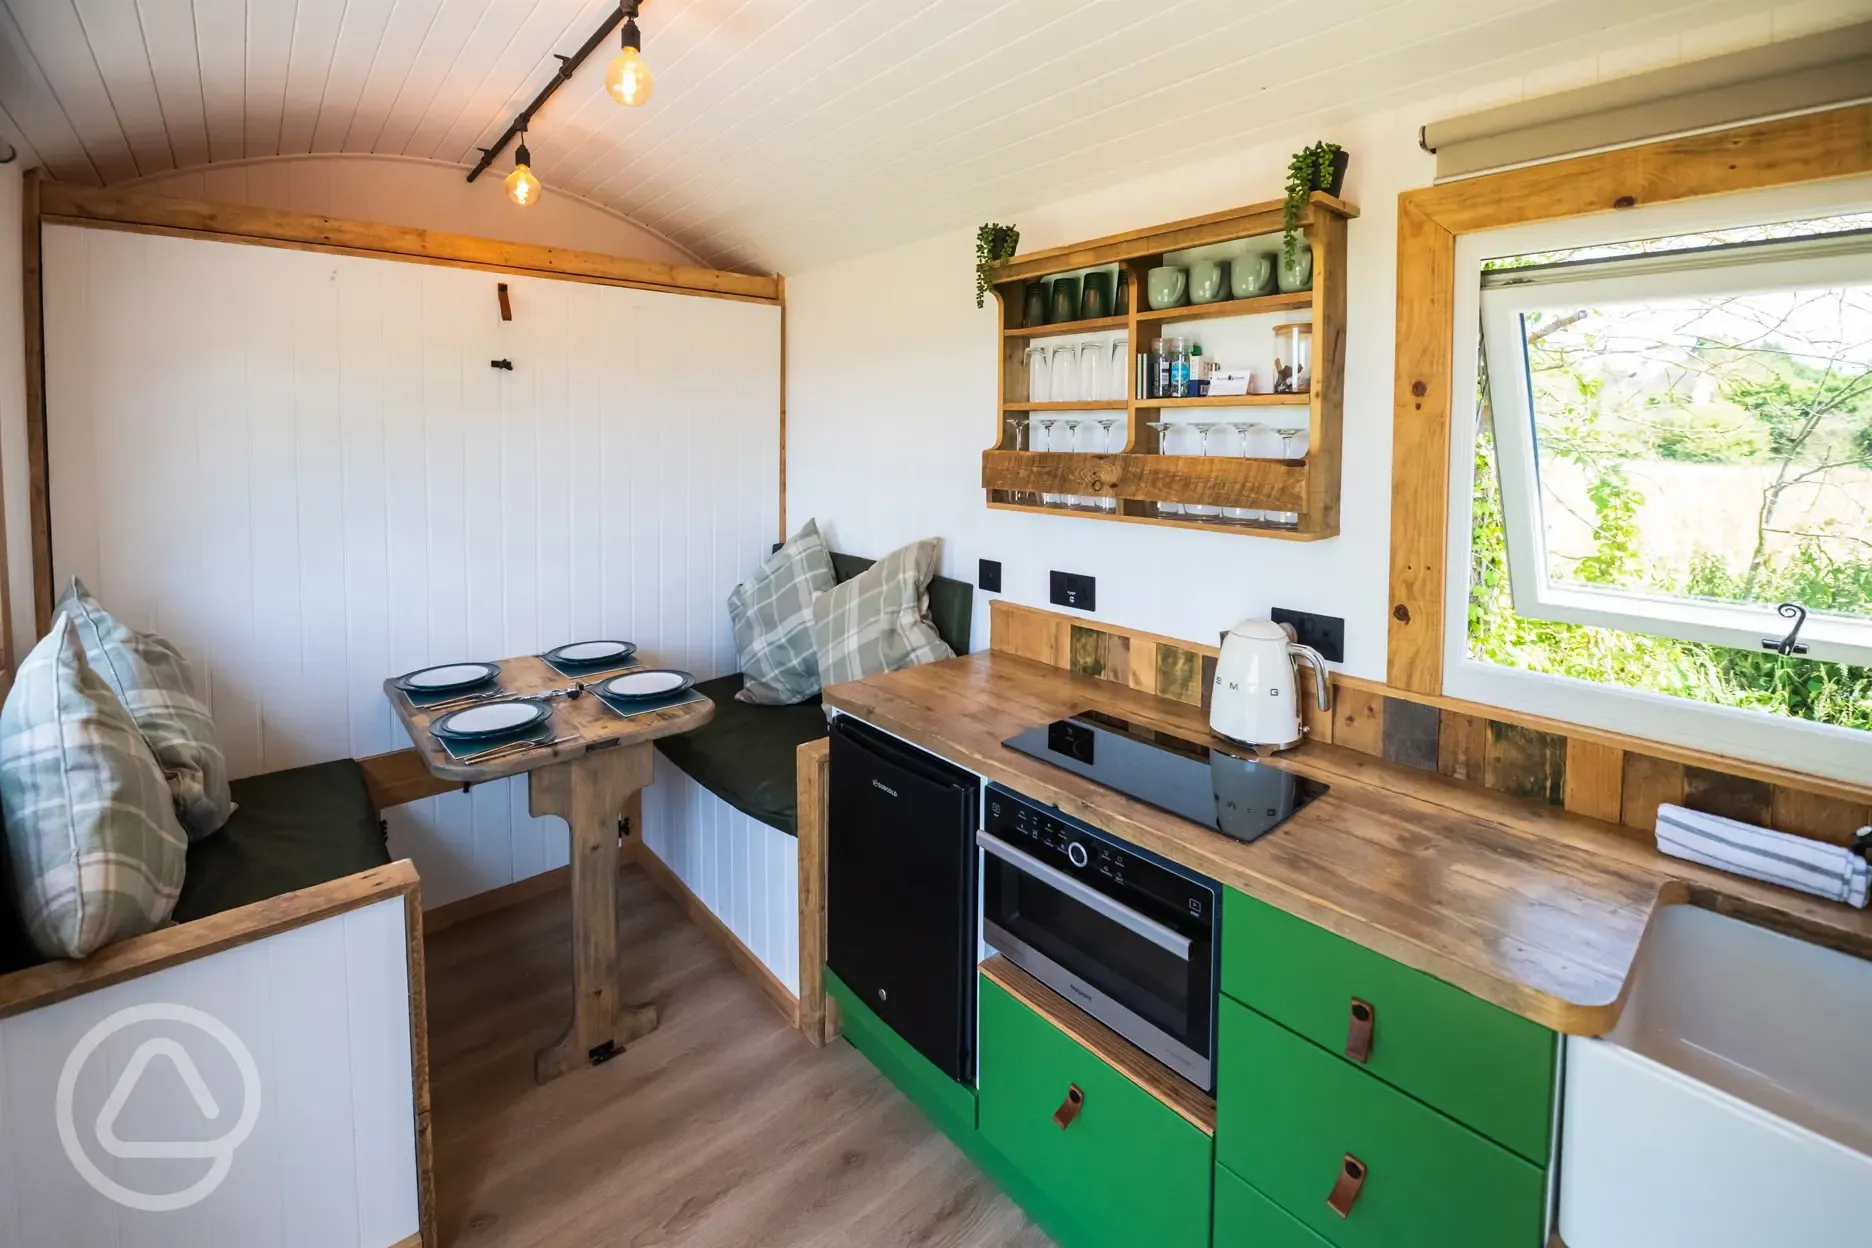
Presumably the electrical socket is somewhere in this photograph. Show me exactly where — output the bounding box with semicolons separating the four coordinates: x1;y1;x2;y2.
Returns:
1049;571;1096;612
978;559;1002;593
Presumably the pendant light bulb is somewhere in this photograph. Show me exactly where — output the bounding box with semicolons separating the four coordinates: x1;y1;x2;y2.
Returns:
506;136;541;207
605;15;653;107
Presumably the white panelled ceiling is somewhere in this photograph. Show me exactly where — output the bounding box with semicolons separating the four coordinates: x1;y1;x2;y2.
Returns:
0;0;1843;272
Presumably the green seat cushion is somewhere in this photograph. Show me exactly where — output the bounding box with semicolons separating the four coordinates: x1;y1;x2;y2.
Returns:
653;674;830;837
171;759;388;924
0;842;40;974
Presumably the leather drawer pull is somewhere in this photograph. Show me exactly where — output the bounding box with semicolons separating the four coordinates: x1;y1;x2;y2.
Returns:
1346;998;1376;1063
1327;1154;1367;1218
1053;1084;1084;1130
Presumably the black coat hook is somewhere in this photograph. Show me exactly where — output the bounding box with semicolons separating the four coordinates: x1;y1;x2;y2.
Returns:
1761;602;1809;656
490;359;514;371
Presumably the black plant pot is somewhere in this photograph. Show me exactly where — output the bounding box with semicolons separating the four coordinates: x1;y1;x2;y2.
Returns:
1326;149;1349;197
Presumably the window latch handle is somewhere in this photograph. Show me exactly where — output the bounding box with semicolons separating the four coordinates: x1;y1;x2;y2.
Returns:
1761;602;1809;656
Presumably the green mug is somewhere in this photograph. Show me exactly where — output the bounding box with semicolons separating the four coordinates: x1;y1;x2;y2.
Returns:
1146;266;1188;310
1190;259;1228;305
1050;275;1082;323
1278;247;1314;293
1080;271;1113;320
1231;252;1276;298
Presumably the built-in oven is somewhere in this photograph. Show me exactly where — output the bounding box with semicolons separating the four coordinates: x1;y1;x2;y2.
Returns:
980;783;1219;1092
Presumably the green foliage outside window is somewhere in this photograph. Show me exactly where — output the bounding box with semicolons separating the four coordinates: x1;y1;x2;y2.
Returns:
1467;417;1872;733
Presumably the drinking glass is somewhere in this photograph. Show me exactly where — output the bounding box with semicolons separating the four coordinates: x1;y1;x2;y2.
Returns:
1036;419;1063;507
1004;417;1036;506
1024;346;1050;405
1145;420;1180;517
1049;345;1078;402
1272;427;1306;527
1109;339;1129;400
1184;423;1222;520
1095;419;1123;513
1078;341;1106;404
1225;422;1266;523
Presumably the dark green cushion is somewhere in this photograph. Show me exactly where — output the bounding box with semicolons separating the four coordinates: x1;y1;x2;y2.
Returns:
0;835;39;974
171;759;388;924
654;674;831;837
829;552;973;654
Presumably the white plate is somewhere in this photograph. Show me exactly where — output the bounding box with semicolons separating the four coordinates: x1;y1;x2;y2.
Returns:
437;701;547;736
404;663;496;690
557;641;630;662
602;670;686;699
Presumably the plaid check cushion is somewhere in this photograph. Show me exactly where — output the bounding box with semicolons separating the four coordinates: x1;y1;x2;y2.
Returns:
812;538;955;688
729;519;838;705
58;578;233;840
0;615;188;959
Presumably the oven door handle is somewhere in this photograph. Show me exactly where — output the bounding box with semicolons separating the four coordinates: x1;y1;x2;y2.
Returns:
978;831;1193;959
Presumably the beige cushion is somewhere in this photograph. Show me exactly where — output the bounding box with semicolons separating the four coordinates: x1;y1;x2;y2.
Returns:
0;616;189;959
58;578;233;839
811;538;955;688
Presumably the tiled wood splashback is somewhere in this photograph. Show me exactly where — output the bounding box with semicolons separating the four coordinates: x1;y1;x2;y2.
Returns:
990;602;1871;847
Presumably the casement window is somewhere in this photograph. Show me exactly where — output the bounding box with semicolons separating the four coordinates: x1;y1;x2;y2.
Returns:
1446;179;1872;784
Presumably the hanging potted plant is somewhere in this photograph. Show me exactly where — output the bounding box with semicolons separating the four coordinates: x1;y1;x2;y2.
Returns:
1281;142;1346;290
975;222;1020;308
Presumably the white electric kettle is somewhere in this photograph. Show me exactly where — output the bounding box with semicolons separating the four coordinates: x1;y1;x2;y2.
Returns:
1209;618;1332;753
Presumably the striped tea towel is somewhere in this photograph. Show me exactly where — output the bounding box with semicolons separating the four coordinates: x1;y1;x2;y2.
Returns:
1656;803;1869;909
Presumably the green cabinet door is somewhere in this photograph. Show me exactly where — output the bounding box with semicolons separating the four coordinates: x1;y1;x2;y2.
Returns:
978;977;1211;1248
1220;889;1556;1163
1216;998;1547;1248
1214;1164;1332;1247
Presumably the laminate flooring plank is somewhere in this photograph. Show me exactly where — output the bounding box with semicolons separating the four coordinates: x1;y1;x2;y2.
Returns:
426;867;1048;1248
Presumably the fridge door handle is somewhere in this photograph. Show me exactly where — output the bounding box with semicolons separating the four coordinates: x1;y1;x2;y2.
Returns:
978;831;1192;958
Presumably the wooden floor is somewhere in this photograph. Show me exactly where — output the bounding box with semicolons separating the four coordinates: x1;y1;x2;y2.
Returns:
426;863;1050;1248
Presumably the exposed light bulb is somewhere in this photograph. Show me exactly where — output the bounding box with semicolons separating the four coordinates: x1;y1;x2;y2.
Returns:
506;139;541;207
606;17;653;106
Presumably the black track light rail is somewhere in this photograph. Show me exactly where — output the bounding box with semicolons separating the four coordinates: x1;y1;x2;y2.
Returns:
466;1;640;184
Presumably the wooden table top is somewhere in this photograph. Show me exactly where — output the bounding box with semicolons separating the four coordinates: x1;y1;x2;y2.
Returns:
386;656;715;783
822;651;1872;1036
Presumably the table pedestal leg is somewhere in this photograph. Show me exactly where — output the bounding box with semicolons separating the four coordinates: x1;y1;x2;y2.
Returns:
527;741;657;1083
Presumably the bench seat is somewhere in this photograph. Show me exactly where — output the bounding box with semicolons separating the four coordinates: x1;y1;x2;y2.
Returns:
173;758;389;923
654;675;830;838
654;551;973;838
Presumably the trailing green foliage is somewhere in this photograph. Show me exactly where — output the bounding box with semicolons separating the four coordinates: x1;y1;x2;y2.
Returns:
975;223;1020;309
1283;142;1343;266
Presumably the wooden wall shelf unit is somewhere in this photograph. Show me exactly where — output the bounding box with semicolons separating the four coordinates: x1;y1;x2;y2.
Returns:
983;192;1356;540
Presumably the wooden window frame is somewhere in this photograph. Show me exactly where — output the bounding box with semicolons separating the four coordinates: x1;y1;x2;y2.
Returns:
1387;103;1872;700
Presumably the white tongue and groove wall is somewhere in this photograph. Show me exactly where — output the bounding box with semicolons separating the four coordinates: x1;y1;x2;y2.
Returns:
34;220;780;911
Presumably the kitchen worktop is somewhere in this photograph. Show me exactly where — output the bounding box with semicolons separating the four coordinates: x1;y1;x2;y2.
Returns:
822;651;1872;1035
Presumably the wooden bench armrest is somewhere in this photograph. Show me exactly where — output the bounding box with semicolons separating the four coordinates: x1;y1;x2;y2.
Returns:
795;737;833;1045
359;748;458;809
0;859;422;1020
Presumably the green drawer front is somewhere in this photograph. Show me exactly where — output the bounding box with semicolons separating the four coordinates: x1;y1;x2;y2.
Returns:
1215;1164;1332;1247
1216;998;1546;1248
827;969;976;1140
1220;889;1555;1162
978;977;1211;1248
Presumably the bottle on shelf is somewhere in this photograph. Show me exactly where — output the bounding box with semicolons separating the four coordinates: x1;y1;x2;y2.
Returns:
1151;337;1168;400
1169;337;1190;399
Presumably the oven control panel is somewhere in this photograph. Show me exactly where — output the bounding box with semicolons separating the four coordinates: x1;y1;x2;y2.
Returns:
984;784;1213;927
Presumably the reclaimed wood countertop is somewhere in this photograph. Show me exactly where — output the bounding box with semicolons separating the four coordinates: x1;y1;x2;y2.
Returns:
822;651;1872;1035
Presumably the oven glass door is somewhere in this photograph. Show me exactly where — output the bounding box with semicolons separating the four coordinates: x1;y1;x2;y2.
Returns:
981;834;1212;1070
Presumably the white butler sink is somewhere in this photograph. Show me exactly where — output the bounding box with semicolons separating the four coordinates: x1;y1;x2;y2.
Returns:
1560;904;1872;1248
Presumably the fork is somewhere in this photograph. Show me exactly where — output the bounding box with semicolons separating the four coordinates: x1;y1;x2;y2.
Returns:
457;733;576;765
413;688;505;715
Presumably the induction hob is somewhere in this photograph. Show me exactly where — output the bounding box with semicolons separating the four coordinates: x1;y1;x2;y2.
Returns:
1002;710;1327;843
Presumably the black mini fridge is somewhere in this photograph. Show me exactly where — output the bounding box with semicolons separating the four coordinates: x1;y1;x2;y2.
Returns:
827;715;980;1084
